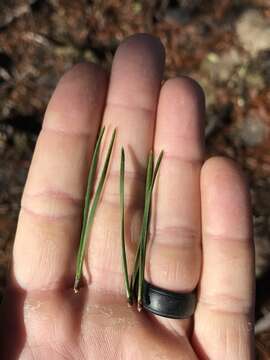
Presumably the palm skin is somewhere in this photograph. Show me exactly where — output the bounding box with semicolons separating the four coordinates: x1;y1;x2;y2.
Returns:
0;34;254;360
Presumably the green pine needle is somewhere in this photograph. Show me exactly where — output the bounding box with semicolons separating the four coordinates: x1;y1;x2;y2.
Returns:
74;128;116;293
120;147;132;304
131;152;154;293
123;150;163;310
145;151;154;197
137;150;163;311
150;150;164;193
77;127;105;262
83;126;105;227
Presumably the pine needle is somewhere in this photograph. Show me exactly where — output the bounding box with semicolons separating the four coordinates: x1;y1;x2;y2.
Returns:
130;152;153;293
137;150;163;311
77;127;105;267
74;128;116;293
120;147;132;304
83;126;105;227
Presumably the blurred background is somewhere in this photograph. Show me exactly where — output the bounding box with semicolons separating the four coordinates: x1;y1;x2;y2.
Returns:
0;0;269;357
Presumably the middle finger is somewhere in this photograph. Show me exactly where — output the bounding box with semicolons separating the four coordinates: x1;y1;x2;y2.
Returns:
87;34;165;292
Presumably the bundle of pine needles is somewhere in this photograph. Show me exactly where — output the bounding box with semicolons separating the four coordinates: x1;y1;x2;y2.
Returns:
74;127;116;293
120;148;163;311
73;127;163;313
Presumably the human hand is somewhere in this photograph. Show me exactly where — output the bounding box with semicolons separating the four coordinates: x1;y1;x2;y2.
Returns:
0;34;254;359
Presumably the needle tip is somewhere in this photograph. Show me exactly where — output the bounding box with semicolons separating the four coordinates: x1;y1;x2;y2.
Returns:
73;279;80;294
137;302;143;312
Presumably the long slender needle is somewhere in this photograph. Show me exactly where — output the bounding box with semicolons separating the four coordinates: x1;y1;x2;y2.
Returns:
150;151;164;193
137;150;163;311
83;126;105;227
137;193;151;311
145;151;154;197
136;152;154;310
120;148;132;304
74;126;105;292
78;127;105;258
74;129;116;293
131;152;153;292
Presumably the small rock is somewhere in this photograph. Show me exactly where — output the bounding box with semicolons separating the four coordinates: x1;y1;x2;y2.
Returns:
239;116;268;147
255;311;270;334
236;9;270;56
245;70;265;91
200;49;244;84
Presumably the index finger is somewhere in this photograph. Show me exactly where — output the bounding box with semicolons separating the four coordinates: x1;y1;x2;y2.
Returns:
12;63;108;291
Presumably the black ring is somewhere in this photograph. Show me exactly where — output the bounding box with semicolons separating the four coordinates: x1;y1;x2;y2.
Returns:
142;280;197;319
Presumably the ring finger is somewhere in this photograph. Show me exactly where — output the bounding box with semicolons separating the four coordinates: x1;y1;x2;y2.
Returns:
145;77;205;330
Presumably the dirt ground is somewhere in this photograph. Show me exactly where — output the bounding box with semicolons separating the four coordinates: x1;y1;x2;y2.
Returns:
0;0;270;357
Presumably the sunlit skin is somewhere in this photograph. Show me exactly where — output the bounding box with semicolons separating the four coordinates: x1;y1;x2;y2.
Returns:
0;34;254;359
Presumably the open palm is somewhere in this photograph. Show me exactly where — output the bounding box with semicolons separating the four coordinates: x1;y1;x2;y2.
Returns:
0;34;254;359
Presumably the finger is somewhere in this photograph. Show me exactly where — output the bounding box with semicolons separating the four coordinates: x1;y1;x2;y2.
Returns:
146;77;205;293
193;157;255;359
87;34;165;292
12;64;108;291
102;33;165;186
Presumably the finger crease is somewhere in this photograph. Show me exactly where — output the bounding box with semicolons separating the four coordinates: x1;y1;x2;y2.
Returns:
106;100;155;115
198;294;252;316
21;205;81;221
150;225;200;247
156;152;203;166
202;231;252;244
23;191;83;206
42;125;93;138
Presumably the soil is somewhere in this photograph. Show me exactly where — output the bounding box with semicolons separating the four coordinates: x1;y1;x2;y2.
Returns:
0;0;270;357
